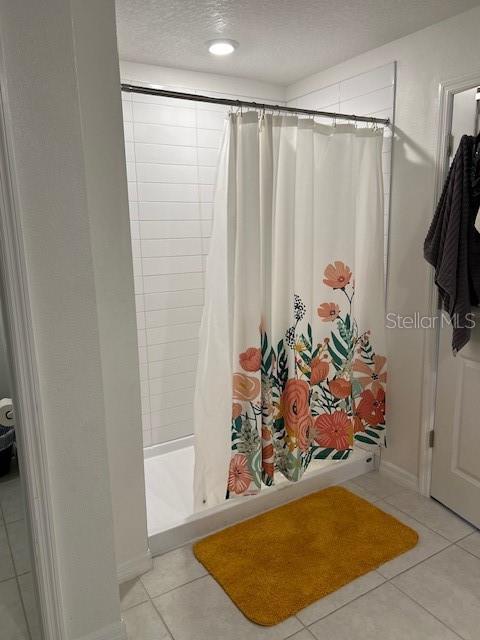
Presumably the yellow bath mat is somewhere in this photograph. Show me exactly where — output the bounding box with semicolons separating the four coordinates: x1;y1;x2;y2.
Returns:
193;485;418;626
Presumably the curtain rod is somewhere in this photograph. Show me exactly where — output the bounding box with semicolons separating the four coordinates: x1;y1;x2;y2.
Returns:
121;83;390;126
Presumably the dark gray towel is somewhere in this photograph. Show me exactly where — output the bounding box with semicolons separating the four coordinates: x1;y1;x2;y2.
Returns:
424;135;480;352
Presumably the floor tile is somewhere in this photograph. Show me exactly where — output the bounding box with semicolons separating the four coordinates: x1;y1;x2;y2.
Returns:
119;577;149;611
140;546;207;598
18;572;42;640
0;578;29;639
385;489;474;542
372;500;451;578
6;520;31;575
0;523;15;581
457;531;480;559
350;471;406;500
339;480;378;503
123;600;171;640
392;545;480;640
285;630;316;640
297;570;385;625
0;479;23;524
153;574;303;640
308;582;460;640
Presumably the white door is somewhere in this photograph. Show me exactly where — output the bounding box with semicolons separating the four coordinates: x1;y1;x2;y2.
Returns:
430;86;480;528
431;314;480;528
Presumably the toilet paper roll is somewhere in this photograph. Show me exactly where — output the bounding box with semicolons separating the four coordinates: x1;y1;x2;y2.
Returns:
0;399;14;428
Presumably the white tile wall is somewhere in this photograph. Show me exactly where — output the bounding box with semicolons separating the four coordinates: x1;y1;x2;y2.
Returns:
123;86;269;447
124;65;395;449
288;62;395;266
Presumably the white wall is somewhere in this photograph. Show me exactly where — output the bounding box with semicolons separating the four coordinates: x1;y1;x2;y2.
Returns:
0;0;132;637
120;61;285;447
287;4;480;481
72;3;150;582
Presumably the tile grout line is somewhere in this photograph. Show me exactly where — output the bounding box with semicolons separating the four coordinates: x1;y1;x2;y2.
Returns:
121;581;176;640
298;475;468;628
455;530;478;542
349;477;467;542
149;593;179;640
304;545;460;635
132;103;152;445
303;579;387;631
137;571;208;605
284;626;309;639
387;581;466;640
300;539;467;634
453;541;480;562
382;542;455;582
380;496;470;543
3;514;32;639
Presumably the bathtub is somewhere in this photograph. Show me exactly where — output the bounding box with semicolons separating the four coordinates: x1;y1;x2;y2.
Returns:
144;436;375;555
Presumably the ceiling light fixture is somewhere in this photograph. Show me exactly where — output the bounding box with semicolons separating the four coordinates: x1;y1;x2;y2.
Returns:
207;39;238;56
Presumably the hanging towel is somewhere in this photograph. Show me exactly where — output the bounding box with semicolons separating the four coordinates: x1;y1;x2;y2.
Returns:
424;135;480;352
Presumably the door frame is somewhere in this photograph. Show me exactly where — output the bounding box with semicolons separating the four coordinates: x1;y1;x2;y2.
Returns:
419;71;480;497
0;58;66;638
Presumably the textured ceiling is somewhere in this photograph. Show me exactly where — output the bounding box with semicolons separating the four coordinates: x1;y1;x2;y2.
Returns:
115;0;480;85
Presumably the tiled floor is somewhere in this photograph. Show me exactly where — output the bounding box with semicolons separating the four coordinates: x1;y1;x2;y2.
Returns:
121;471;479;640
0;464;41;640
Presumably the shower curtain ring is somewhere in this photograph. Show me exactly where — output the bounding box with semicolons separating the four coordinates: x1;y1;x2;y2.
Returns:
259;106;266;129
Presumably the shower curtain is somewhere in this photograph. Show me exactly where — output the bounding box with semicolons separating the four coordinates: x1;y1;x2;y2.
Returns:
194;112;386;509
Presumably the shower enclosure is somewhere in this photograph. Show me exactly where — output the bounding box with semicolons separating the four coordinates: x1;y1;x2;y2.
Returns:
121;62;395;554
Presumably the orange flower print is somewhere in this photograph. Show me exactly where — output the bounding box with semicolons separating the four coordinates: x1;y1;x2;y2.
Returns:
228;454;252;494
310;358;329;384
353;355;387;393
352;411;364;433
280;379;311;436
323;261;352;289
232;402;242;420
328;377;352;399
239;347;261;372
357;388;385;426
317;302;340;322
261;427;275;478
314;411;353;450
296;413;314;452
232;373;260;401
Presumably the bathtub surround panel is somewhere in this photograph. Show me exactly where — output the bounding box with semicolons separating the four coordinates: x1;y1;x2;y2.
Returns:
123;88;219;447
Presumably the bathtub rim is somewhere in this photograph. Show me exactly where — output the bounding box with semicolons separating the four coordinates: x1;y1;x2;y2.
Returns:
146;446;375;557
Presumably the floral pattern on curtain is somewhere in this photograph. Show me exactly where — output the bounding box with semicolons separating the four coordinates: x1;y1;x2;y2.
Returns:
193;113;387;510
228;260;386;497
